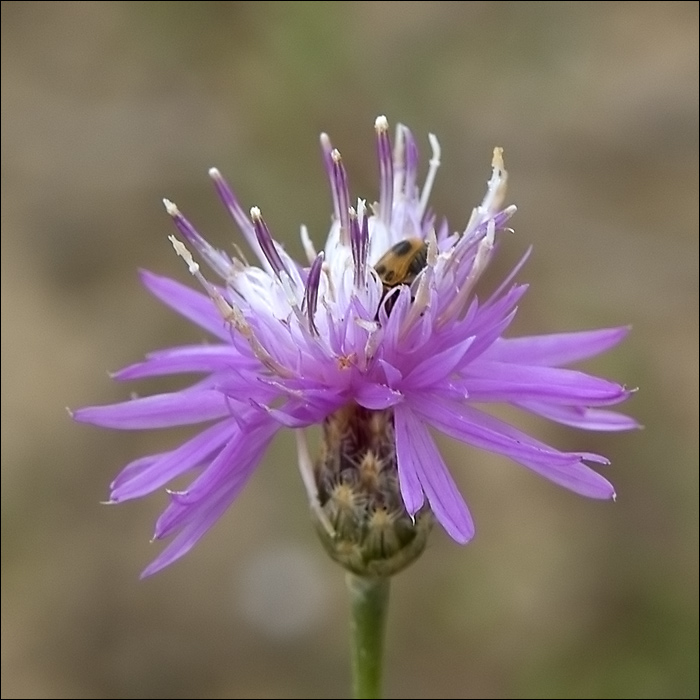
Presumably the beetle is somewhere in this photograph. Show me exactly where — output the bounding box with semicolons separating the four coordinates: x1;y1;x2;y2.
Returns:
374;237;428;316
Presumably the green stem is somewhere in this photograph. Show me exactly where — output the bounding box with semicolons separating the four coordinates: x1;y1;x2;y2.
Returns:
346;573;391;699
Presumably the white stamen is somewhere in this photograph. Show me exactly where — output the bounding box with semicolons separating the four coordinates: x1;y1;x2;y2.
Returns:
169;235;199;275
419;133;441;217
374;114;389;131
163;198;179;217
250;206;261;220
466;147;508;234
483;146;507;213
492;146;505;172
300;224;317;265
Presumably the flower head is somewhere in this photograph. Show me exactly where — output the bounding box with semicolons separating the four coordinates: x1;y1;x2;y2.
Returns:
74;116;637;577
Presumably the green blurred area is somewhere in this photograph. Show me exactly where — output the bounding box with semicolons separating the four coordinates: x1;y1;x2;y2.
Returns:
1;2;697;698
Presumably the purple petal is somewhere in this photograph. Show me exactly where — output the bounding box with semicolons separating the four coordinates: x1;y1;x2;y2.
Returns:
403;337;475;388
375;116;393;223
139;270;230;341
411;394;615;499
140;478;242;578
208;167;260;258
106;454;162;499
460;307;520;364
350;208;369;287
395;405;474;543
114;345;253;380
514;453;616;499
485;246;532;302
355;383;403;410
304;252;324;333
394;405;425;516
110;420;234;501
320;133;340;221
515;401;641;432
256;393;341;428
250;208;289;279
478;282;528;319
411;393;582;466
160;418;277;510
73;390;230;429
165;202;233;280
463;362;630;406
402;127;419;198
256;403;312;428
483;327;631;366
331;149;351;241
379;359;403;386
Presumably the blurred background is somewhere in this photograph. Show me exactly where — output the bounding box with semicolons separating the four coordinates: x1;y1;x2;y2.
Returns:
1;2;697;698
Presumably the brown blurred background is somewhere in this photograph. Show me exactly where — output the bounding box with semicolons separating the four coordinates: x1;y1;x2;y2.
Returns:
1;2;697;698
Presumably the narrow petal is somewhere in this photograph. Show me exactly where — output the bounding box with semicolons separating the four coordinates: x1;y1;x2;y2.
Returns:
515;401;641;432
208;167;261;260
375;115;393;223
394;406;425;516
483;327;631;366
73;390;230;429
403;337;475;388
164;200;233;280
140;479;242;578
250;207;290;279
320;133;340;220
140;270;229;341
403;127;419;199
257;403;315;428
411;393;582;466
463;361;630;406
110;420;234;501
515;453;616;499
331;149;351;243
154;428;265;540
460;305;520;364
106;454;162;499
113;345;252;380
395;405;474;543
484;246;532;302
304;252;324;333
412;394;615;499
161;418;277;510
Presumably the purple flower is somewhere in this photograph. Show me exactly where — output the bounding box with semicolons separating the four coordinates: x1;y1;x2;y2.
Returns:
74;116;637;577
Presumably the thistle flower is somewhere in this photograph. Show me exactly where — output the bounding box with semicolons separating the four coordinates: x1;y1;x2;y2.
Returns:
74;116;637;578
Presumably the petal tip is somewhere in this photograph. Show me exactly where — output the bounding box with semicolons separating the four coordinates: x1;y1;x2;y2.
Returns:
452;526;476;545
